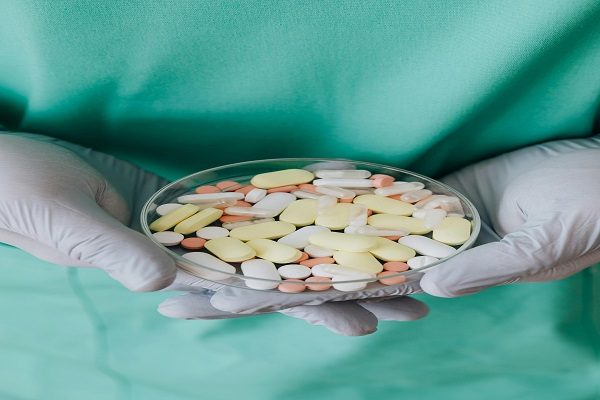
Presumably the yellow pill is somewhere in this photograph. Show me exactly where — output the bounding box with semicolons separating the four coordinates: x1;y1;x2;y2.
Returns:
150;204;200;232
308;231;378;252
204;237;256;262
314;203;362;230
432;217;471;245
279;199;318;226
333;251;383;274
229;221;296;241
251;169;315;189
367;214;431;235
353;194;414;216
369;237;416;262
174;207;223;235
246;239;302;264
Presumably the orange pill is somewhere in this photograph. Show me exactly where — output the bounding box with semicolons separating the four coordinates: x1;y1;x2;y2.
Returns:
339;197;354;203
220;215;253;223
235;185;256;195
278;279;306;293
298;184;319;194
180;237;207;250
195;185;220;194
216;180;242;191
377;271;408;285
367;209;373;216
295;252;309;262
384;235;401;241
371;174;395;188
267;185;299;193
383;261;410;272
305;276;332;291
300;257;335;268
389;194;403;201
235;200;252;207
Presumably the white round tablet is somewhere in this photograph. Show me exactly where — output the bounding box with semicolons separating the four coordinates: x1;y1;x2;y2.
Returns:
153;231;184;246
156;203;184;216
277;264;312;279
196;226;230;240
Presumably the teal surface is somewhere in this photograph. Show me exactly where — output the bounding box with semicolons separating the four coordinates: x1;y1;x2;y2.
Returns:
1;1;600;399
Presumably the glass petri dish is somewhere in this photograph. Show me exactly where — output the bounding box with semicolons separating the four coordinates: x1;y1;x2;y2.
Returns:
140;158;480;294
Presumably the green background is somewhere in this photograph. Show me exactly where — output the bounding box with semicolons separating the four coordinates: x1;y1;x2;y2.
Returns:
1;1;599;399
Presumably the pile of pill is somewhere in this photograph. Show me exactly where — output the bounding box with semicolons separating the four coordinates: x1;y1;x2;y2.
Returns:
149;167;471;293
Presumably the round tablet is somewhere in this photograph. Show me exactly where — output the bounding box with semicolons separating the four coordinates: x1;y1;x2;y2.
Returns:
383;261;409;272
153;231;184;246
196;226;230;239
377;271;408;285
156;203;184;216
180;237;207;250
305;276;332;291
278;264;312;279
278;279;306;293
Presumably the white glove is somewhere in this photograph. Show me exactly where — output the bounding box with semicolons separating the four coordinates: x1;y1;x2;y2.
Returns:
0;133;177;291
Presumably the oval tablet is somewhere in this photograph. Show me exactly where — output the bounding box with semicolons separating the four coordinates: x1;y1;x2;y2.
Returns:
353;194;414;216
152;231;184;246
308;231;378;253
314;203;363;230
305;276;332;291
432;217;471;245
156;203;183;216
407;255;440;269
229;221;296;241
304;244;334;258
180;252;236;281
377;271;408;285
333;251;383;274
174;207;223;235
177;192;244;204
251;169;315;189
367;214;431;235
180;237;207;250
279;199;318;226
196;226;230;239
369;237;416;262
331;276;368;292
398;235;456;258
240;259;281;290
278;279;306;293
246;239;302;264
277;225;330;249
150;203;200;232
204;237;256;262
278;264;312;279
252;192;297;217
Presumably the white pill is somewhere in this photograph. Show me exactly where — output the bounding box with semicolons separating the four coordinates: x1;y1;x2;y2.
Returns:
278;264;312;279
407;256;440;269
317;195;338;213
400;189;432;203
374;182;425;196
344;225;409;237
245;188;267;203
311;264;375;279
331;275;368;291
313;178;375;188
315;169;371;179
303;161;356;172
221;220;254;230
181;252;236;280
241;259;281;290
177;192;244;204
315;185;356;199
398;235;456;258
196;226;230;239
292;190;322;199
304;244;335;258
156;203;184;216
348;204;368;226
252;193;297;216
277;225;330;249
153;231;184;246
224;206;277;218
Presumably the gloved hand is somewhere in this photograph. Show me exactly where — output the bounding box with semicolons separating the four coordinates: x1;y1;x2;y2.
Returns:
0;133;177;291
159;135;600;334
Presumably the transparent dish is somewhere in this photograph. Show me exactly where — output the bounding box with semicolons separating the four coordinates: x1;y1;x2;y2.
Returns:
141;159;480;294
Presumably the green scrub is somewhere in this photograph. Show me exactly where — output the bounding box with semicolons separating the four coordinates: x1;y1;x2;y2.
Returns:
1;1;599;399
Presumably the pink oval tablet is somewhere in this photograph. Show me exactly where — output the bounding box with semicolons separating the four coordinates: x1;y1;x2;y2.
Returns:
235;185;257;195
267;185;299;193
278;279;306;293
383;261;410;272
384;235;401;241
220;215;253;223
195;185;220;194
389;194;403;201
298;184;319;194
180;237;207;250
216;180;242;192
295;252;309;262
300;257;335;268
378;271;408;285
339;197;354;203
372;175;395;188
305;276;332;291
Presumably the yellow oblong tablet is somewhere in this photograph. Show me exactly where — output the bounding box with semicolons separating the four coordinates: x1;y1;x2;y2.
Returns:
229;221;296;241
333;251;383;274
308;231;378;253
369;237;416;262
150;204;200;232
174;207;223;235
246;239;302;264
204;237;256;262
314;203;361;230
432;217;471;245
353;194;414;216
279;199;317;226
251;169;315;189
367;214;431;235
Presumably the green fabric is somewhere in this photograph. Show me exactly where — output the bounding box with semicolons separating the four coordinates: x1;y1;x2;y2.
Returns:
1;1;600;399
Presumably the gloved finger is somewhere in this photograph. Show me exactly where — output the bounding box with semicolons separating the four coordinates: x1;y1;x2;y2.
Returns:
357;296;429;321
160;269;225;293
158;292;270;320
279;302;378;336
210;277;423;314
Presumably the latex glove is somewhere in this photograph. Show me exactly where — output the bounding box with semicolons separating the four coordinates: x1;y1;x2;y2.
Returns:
0;133;176;291
420;135;600;297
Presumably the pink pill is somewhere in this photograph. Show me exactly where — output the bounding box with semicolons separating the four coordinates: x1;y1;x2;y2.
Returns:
216;180;242;191
384;235;401;241
180;237;207;250
195;185;220;194
298;184;319;194
339;197;354;203
305;276;332;291
295;252;309;262
235;185;257;195
278;279;306;293
219;215;253;223
378;271;408;285
383;261;410;272
300;257;335;268
267;185;299;193
371;174;395;188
